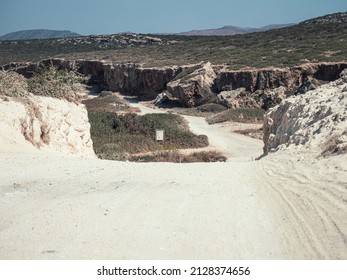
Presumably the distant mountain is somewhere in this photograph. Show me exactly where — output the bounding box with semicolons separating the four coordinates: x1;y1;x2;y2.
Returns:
0;29;81;41
180;23;295;36
256;24;295;32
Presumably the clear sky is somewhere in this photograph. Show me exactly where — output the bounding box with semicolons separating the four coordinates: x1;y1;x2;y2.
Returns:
0;0;346;36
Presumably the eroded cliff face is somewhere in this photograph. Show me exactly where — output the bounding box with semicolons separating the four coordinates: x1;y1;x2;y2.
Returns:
262;71;347;157
102;64;178;98
167;62;216;107
4;59;180;99
213;62;347;93
0;94;95;158
3;59;347;107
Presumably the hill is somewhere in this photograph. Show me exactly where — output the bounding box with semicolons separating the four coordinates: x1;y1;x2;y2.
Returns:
179;24;294;36
300;11;347;25
0;29;81;41
0;12;346;68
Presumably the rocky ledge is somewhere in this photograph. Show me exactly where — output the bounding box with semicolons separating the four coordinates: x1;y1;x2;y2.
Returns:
2;59;347;109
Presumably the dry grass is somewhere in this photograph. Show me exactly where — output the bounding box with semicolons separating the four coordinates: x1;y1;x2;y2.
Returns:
207;107;265;124
28;66;88;102
83;92;132;113
131;150;227;163
321;131;347;157
234;128;263;140
0;70;29;97
170;103;227;117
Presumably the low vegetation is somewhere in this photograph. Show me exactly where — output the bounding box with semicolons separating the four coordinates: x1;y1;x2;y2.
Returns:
83;92;132;113
0;70;29;97
132;150;227;163
321;131;347;157
0;14;346;68
171;103;227;117
207;107;265;124
88;110;208;160
233;128;263;140
28;66;88;102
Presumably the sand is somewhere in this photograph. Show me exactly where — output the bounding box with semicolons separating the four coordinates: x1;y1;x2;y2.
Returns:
1;111;347;260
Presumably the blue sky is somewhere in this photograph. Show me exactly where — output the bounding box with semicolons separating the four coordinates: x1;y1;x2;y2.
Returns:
0;0;346;36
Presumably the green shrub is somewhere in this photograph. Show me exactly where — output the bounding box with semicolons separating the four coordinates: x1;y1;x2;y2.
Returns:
83;93;131;112
173;64;202;81
28;66;87;102
88;111;209;159
0;19;346;68
0;70;28;97
207;107;265;124
196;103;227;113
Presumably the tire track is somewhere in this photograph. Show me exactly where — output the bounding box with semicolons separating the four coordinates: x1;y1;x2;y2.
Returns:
255;155;347;259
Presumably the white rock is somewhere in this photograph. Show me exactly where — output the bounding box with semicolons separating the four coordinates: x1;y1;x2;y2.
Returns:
263;77;347;157
0;94;96;158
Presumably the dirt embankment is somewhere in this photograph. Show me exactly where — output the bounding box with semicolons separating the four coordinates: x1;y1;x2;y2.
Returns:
0;94;95;158
263;70;347;157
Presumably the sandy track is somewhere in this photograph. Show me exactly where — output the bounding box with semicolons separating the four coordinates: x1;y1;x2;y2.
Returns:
127;101;263;161
1;154;285;259
182;115;262;161
1;101;346;259
253;152;347;259
1;152;346;259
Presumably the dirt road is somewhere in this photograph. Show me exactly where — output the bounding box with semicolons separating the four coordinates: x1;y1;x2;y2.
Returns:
1;101;346;259
127;101;263;161
0;153;287;259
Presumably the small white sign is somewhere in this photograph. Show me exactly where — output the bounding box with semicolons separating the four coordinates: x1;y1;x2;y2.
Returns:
156;129;164;141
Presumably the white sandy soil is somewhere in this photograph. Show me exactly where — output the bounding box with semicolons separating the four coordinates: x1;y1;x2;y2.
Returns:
0;94;346;259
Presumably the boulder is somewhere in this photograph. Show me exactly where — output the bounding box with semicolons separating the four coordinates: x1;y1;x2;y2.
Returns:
294;78;319;95
167;62;216;107
153;92;170;105
217;88;244;107
217;87;259;109
261;86;287;110
339;68;347;82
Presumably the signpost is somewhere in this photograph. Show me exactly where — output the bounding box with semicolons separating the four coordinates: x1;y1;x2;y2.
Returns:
239;113;243;130
156;129;164;141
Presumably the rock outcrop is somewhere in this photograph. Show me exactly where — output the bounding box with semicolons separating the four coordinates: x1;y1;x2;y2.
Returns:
213;62;347;94
3;59;347;108
213;67;295;93
2;59;179;99
0;94;95;158
102;64;178;98
217;88;259;109
263;73;347;157
260;86;287;110
166;62;216;107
